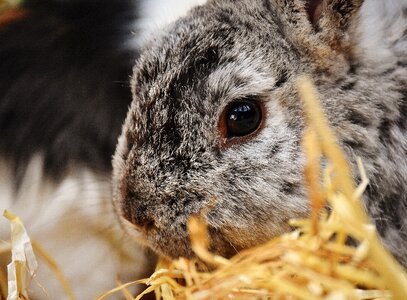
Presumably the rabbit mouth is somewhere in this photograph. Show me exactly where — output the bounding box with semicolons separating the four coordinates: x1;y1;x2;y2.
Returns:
147;228;196;259
118;211;239;260
118;210;196;258
133;220;242;261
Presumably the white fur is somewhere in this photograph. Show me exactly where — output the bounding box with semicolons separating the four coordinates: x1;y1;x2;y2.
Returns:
359;0;407;66
131;0;208;47
0;156;149;299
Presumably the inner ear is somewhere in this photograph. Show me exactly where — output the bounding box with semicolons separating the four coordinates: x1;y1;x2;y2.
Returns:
305;0;325;26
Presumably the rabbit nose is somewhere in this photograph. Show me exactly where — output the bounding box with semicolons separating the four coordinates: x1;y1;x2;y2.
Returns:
123;207;157;232
120;195;158;231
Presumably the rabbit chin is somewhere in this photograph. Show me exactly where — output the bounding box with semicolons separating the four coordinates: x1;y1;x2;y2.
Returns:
126;217;293;261
142;232;227;261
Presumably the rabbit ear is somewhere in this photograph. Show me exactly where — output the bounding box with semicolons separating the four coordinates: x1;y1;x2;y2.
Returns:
305;0;325;26
277;0;364;67
304;0;363;32
275;0;364;40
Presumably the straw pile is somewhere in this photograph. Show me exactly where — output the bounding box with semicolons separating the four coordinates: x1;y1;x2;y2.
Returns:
98;76;407;300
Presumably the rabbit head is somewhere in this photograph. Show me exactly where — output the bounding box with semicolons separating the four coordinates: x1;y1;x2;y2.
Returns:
112;0;371;259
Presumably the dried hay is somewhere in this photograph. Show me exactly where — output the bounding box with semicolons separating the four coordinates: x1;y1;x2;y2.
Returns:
1;211;75;300
98;76;407;300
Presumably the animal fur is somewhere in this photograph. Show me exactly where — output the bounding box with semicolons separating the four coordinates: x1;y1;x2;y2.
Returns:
113;0;407;268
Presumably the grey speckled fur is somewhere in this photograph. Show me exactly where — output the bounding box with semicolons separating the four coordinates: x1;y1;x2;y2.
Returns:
113;0;407;267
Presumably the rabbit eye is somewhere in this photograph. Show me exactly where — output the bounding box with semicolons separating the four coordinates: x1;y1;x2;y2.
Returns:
219;99;263;145
227;101;261;137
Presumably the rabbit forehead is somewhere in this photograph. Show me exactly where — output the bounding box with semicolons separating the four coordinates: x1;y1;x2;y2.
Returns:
129;2;300;129
131;0;298;93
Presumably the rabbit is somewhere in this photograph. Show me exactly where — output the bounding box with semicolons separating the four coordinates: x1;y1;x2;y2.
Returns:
112;0;407;269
